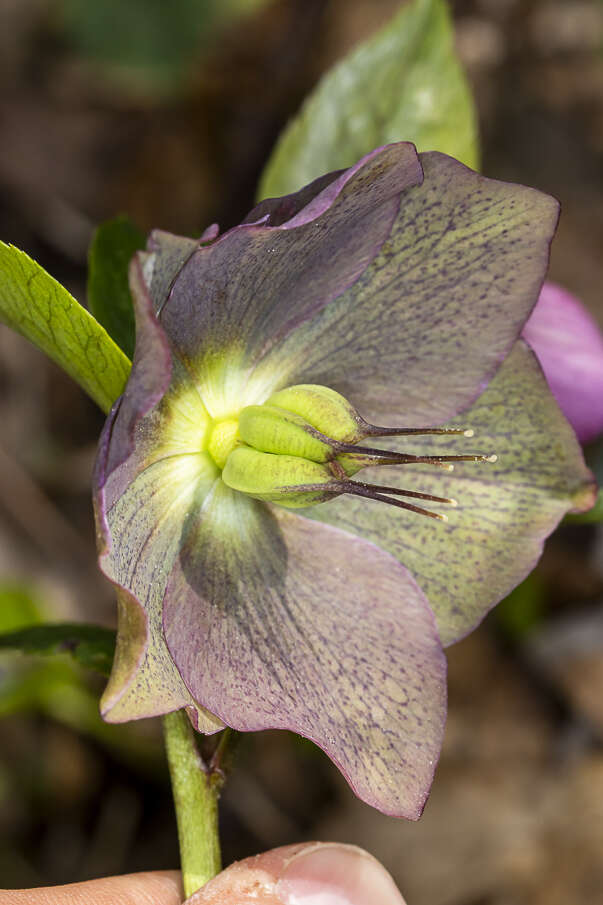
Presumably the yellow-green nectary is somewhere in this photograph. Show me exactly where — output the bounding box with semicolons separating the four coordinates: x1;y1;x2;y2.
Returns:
222;384;355;507
219;383;500;510
266;384;361;442
222;447;334;507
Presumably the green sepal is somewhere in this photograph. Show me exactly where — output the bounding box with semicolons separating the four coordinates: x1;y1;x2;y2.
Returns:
565;484;603;524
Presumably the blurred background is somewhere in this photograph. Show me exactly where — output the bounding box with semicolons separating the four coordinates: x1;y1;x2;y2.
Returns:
1;1;603;902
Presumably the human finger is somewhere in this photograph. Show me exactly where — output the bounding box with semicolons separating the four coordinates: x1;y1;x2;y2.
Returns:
185;842;406;905
0;870;183;905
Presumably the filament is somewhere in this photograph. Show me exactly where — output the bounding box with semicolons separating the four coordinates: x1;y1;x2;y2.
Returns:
343;483;448;521
363;424;475;439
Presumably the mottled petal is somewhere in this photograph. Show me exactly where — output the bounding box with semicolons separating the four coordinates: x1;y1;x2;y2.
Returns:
143;169;350;319
155;144;423;417
100;257;172;480
142;231;199;315
253;153;560;426
140;168;352;318
98;442;223;730
242;168;345;227
94;259;221;731
163;482;446;818
522;281;603;444
97;258;213;500
310;342;595;646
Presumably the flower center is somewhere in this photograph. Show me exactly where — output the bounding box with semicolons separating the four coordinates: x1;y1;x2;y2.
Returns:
207;418;240;469
220;384;497;520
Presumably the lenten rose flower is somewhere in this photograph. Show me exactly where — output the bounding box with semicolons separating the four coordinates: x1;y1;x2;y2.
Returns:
93;143;595;819
523;281;603;444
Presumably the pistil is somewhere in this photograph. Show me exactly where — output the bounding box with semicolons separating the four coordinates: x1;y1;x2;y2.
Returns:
220;384;498;518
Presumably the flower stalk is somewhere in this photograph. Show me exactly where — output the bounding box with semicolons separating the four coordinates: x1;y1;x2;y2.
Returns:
162;711;222;898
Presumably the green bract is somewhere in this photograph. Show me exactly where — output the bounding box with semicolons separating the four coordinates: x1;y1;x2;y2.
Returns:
93;143;595;818
0;242;130;413
259;0;478;198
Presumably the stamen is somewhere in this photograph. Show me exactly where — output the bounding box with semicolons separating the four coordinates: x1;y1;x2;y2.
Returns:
343;483;448;521
345;479;457;507
271;413;497;521
362;423;475;439
347;453;456;471
401;453;497;464
334;440;495;469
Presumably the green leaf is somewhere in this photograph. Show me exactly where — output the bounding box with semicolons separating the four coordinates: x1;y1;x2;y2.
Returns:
59;0;274;93
88;215;146;359
0;623;116;676
493;572;546;639
258;0;479;200
0;583;44;633
0;242;131;414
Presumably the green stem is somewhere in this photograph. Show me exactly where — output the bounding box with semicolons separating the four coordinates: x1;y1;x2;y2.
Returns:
163;711;221;898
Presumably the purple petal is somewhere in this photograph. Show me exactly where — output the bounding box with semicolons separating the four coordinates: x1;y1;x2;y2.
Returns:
244;144;414;229
163;485;446;818
154;143;423;417
242;168;345;227
94;261;223;732
98;447;223;731
252;153;560;426
522;281;603;444
142;148;559;429
144;230;199;315
99;257;172;481
309;341;596;646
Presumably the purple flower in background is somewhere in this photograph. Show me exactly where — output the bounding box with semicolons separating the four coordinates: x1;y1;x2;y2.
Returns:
523;282;603;444
93;144;595;819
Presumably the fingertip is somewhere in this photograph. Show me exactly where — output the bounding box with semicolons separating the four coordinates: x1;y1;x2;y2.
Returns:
276;843;406;905
185;843;406;905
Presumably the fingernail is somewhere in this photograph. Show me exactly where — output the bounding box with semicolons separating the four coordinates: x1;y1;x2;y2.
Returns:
275;843;406;905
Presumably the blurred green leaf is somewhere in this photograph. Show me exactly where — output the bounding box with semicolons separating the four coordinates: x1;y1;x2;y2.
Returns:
88;215;146;359
59;0;273;88
0;659;163;774
0;624;115;677
0;584;44;633
259;0;479;200
0;243;131;414
494;571;546;639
